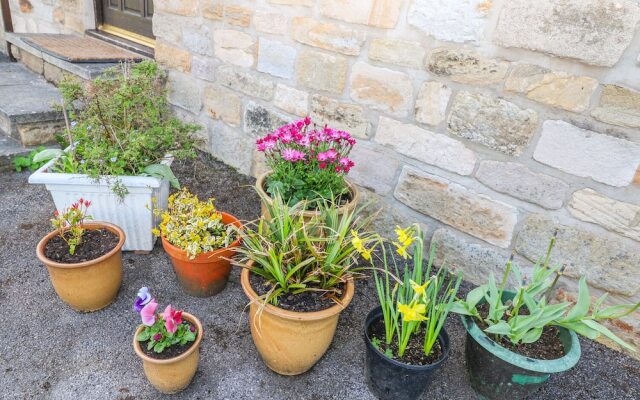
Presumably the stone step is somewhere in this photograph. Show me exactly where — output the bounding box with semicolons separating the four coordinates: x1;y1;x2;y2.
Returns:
0;132;30;172
0;60;65;146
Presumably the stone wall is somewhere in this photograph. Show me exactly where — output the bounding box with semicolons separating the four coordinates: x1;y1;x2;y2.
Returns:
153;0;640;355
9;0;640;355
8;0;88;34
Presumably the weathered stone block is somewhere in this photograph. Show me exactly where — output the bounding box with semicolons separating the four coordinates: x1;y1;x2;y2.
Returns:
216;65;274;101
415;81;451;126
368;38;425;68
257;38;297;79
167;71;202;114
432;228;530;287
209;122;253;176
253;11;288;35
375;117;476;176
408;0;491;43
476;160;569;210
274;84;308;117
203;85;242;126
427;48;509;85
268;0;313;5
244;102;292;136
591;85;640;129
155;0;198;16
155;41;191;73
291;17;366;56
505;64;598;113
296;48;348;94
310;95;369;138
15;48;43;75
17;120;65;146
320;0;403;29
448;92;538;156
348;144;399;195
394;166;518;248
515;214;640;296
181;24;213;57
568;189;640;242
350;62;413;117
533;120;640;187
494;0;640;67
43;62;65;85
213;29;255;68
191;56;216;82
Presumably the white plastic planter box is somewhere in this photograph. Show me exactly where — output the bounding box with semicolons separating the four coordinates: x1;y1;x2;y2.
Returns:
29;153;171;252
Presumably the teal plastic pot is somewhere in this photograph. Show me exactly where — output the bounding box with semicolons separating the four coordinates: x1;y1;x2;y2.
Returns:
462;291;581;400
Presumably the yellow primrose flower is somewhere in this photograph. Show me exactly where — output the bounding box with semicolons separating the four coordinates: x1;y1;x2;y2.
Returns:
398;302;427;322
410;280;429;296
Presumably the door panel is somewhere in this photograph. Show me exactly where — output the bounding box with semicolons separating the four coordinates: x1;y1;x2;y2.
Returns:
101;0;154;39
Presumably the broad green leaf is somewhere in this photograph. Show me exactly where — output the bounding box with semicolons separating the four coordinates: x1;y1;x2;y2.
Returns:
33;148;64;163
520;327;543;344
595;303;640;320
484;321;511;336
565;277;590;321
466;286;487;309
143;164;180;189
136;330;150;341
582;319;636;352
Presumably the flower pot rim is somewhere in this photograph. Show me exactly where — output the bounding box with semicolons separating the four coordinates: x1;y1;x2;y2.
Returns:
364;305;450;371
133;312;204;365
160;211;243;263
240;262;355;321
28;146;174;189
461;290;581;374
256;171;359;216
36;222;126;269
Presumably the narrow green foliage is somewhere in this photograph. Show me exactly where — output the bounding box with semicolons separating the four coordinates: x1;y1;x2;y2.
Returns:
35;60;201;197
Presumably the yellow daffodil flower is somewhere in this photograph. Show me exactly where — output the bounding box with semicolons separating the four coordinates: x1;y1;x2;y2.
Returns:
398;302;427;322
351;230;373;260
410;279;429;296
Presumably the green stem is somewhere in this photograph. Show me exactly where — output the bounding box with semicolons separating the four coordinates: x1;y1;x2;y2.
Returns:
542;230;558;270
498;254;514;301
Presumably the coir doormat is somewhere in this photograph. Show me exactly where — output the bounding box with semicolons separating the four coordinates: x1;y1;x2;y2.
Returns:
22;34;144;63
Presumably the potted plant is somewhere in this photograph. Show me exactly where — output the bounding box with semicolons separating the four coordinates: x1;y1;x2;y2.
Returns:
255;117;359;219
359;225;461;400
132;287;203;394
234;190;372;375
451;234;639;400
152;188;242;297
35;198;125;311
28;61;201;251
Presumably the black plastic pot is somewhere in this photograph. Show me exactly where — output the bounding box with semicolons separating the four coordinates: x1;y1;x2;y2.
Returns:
364;306;450;400
462;291;581;400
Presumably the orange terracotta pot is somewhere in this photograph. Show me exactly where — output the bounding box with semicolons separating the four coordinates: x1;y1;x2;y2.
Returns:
162;212;242;297
35;222;125;312
133;312;204;394
240;264;355;375
255;171;360;221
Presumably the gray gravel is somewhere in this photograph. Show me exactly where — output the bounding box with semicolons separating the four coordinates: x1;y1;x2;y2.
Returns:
1;153;639;400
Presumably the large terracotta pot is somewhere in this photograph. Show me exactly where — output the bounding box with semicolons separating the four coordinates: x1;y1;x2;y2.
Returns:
240;264;355;375
36;222;125;312
255;171;359;221
161;212;242;297
133;312;204;394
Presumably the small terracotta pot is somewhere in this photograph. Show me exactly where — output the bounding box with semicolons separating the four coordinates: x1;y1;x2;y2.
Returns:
36;222;125;312
161;212;242;297
133;312;204;394
240;264;355;375
255;171;359;221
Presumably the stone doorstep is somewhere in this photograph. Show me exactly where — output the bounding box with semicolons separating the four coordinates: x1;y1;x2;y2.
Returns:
6;32;119;82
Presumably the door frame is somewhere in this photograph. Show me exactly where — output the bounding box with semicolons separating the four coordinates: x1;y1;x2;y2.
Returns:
93;0;155;48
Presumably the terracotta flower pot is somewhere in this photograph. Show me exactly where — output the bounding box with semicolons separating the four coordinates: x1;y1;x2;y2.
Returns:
161;212;242;297
255;171;359;221
133;312;204;394
240;264;355;375
36;222;125;312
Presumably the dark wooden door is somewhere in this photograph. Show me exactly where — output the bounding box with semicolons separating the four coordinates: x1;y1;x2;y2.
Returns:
101;0;154;39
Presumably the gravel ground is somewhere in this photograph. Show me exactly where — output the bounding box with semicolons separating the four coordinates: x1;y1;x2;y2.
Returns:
1;153;639;400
